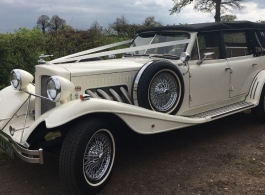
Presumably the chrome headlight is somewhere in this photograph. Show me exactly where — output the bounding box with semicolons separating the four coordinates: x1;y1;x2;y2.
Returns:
10;70;21;90
47;76;74;102
10;69;33;90
47;76;61;102
180;52;190;63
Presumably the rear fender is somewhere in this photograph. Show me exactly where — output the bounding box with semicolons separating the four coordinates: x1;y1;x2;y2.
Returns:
246;70;265;105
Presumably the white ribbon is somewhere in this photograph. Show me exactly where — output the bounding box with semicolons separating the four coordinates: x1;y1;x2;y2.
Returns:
50;39;133;63
51;39;191;64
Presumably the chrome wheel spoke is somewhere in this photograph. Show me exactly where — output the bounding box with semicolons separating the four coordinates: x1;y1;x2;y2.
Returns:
83;132;112;182
149;71;179;112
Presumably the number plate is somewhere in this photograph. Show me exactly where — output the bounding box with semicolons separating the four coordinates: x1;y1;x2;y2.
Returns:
0;135;14;159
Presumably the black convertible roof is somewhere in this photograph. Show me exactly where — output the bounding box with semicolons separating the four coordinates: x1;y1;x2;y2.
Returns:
136;21;265;34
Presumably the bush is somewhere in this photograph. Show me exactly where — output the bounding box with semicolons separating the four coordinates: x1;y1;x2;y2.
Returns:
0;28;129;90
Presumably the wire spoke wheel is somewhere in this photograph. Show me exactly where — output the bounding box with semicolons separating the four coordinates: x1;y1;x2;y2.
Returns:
148;70;181;113
132;60;184;115
60;118;116;195
83;131;112;183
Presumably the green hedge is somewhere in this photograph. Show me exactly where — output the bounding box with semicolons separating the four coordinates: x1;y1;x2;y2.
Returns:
0;28;129;90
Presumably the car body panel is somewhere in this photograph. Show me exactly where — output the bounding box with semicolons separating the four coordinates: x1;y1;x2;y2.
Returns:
189;59;230;107
61;58;151;77
227;55;255;97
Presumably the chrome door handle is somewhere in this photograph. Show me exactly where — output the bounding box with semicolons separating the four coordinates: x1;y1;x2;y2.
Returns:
252;64;257;66
225;68;233;72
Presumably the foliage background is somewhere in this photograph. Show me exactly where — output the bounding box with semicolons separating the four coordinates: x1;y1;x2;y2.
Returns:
0;28;130;90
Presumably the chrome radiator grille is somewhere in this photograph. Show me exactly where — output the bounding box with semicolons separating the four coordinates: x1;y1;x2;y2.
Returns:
41;76;55;114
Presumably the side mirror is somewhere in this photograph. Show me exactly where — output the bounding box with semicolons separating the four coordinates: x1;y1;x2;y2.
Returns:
197;52;214;65
180;52;191;63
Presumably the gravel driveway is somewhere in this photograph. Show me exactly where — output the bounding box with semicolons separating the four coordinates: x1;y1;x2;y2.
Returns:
1;112;265;195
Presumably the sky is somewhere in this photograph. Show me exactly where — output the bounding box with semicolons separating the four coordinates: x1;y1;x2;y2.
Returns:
0;0;264;33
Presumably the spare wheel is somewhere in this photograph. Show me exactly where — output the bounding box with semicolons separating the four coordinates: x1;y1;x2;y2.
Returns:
132;60;184;115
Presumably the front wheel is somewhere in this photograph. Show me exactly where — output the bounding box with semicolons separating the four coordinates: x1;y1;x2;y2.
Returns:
59;118;115;195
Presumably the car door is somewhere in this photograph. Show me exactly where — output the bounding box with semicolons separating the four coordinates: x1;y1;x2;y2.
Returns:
253;30;265;76
224;31;256;98
189;32;230;107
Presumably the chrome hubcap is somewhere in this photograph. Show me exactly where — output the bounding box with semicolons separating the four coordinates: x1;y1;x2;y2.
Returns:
149;71;179;112
83;132;112;182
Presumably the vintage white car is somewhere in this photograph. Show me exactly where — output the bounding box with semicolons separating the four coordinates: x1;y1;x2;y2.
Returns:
0;21;265;194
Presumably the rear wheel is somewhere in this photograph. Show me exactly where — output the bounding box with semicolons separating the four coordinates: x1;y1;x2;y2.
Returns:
59;118;115;195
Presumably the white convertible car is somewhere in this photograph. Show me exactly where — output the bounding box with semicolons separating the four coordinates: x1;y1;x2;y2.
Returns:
0;21;265;194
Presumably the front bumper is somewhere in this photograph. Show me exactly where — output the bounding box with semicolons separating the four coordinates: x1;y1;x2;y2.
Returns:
0;130;43;164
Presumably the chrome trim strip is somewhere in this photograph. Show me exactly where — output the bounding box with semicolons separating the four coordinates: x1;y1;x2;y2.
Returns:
0;114;27;122
253;82;259;99
188;101;254;119
132;61;154;106
250;77;257;99
0;131;44;164
22;90;50;101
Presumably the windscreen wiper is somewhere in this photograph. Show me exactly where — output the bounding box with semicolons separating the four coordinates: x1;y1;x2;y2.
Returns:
124;53;149;57
148;54;179;60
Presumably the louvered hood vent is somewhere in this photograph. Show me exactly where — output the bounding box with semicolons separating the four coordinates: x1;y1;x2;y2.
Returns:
85;85;132;104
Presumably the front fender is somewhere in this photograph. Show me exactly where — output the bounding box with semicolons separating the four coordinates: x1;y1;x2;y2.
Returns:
22;98;206;143
0;86;35;143
43;98;206;134
0;86;35;129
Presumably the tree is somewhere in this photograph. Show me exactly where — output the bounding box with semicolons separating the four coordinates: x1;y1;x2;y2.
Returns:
110;16;129;36
143;16;162;27
49;15;66;32
221;14;237;21
90;20;102;31
59;24;74;31
36;15;50;34
257;20;265;24
170;0;248;22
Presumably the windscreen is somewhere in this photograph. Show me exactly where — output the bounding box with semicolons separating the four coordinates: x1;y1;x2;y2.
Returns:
128;32;190;56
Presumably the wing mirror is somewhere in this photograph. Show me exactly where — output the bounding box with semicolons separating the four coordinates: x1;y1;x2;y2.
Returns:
197;52;214;65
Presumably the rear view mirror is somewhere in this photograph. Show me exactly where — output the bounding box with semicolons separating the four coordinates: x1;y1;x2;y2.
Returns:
197;52;214;65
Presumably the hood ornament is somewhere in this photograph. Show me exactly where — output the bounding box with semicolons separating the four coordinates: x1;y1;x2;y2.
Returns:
38;54;53;64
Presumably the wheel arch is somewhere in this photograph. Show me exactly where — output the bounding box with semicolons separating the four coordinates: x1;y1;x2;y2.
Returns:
25;98;206;147
27;112;130;150
246;70;265;105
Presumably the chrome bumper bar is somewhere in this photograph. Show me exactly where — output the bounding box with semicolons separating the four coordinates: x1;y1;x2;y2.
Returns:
0;130;44;164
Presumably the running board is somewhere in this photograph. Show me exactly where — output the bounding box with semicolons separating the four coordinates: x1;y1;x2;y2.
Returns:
187;101;254;119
